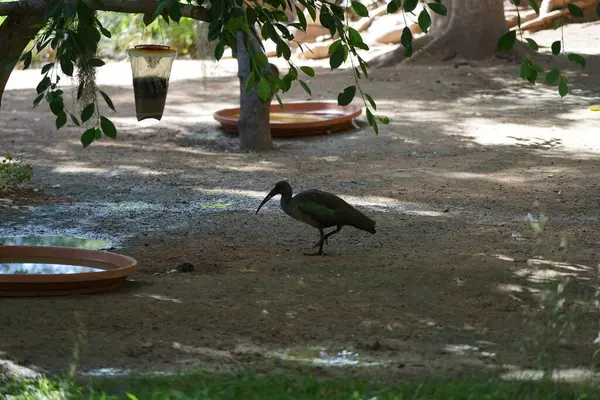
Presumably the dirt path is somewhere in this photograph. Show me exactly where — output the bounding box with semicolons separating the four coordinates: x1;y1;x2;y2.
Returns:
1;23;600;380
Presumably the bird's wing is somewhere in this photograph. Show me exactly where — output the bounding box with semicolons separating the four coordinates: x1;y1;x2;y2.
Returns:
295;190;349;225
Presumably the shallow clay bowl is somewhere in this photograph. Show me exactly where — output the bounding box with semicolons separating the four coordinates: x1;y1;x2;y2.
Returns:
0;246;138;297
214;101;362;137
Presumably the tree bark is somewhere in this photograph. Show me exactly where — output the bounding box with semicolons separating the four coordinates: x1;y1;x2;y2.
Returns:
370;0;513;67
0;0;209;21
0;15;45;109
236;32;273;152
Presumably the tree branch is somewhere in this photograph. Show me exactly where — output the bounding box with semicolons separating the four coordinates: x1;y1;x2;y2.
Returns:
0;0;210;21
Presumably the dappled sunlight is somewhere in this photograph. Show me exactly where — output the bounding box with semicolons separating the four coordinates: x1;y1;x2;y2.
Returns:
428;170;529;185
460;118;600;154
134;293;183;303
496;283;540;295
0;356;42;379
502;367;600;382
193;186;449;217
491;253;593;283
172;342;233;360
443;344;496;360
53;163;166;176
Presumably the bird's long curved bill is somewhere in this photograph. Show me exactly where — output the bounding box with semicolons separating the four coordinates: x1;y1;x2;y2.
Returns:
255;191;276;214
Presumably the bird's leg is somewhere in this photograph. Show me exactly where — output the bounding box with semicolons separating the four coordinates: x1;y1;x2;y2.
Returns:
323;225;342;242
305;228;326;256
312;226;343;248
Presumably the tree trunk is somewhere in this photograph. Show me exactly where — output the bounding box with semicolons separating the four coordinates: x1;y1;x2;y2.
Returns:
370;0;516;67
0;15;44;109
236;32;273;152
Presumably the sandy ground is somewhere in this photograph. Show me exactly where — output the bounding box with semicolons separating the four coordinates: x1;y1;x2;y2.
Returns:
1;22;600;381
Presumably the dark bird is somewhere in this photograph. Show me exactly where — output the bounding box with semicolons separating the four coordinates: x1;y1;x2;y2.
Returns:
255;181;376;255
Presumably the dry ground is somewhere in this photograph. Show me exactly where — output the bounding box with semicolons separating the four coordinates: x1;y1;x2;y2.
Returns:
1;22;600;381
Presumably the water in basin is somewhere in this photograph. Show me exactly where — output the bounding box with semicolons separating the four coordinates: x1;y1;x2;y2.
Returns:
0;263;105;274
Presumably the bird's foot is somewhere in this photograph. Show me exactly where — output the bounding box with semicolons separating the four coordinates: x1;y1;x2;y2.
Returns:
312;239;328;248
304;251;327;256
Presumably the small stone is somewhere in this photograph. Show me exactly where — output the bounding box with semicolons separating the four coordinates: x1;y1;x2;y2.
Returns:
51;184;61;189
176;262;195;272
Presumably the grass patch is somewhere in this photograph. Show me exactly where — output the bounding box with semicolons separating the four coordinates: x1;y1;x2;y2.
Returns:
1;371;600;399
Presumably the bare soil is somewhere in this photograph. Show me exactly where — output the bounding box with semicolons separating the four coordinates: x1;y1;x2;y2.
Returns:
1;23;600;381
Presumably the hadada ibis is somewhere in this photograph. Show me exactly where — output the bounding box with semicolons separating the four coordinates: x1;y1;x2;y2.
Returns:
255;181;376;255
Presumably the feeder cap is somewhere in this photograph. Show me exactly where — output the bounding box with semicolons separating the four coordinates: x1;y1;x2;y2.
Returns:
127;44;177;57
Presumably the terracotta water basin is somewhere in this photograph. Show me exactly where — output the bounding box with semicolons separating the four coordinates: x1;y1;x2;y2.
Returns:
214;101;362;137
0;246;138;296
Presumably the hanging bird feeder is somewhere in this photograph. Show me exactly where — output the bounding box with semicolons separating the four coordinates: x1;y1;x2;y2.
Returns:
127;45;177;121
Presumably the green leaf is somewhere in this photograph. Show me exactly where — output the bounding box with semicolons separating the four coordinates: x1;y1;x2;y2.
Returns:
300;66;315;77
169;2;182;22
226;16;244;32
403;0;418;13
497;30;516;53
275;94;284;109
60;57;74;76
366;108;378;134
55;111;67;130
253;52;269;68
347;27;364;47
81;103;95;123
545;68;560;84
77;81;84;100
214;43;225;60
245;71;255;92
329;42;346;69
33;93;44;107
558;76;568;97
70;113;81;126
418;9;431;33
365;93;376;110
95;127;102;139
400;27;413;49
41;63;53;74
378;116;390;125
49;98;64;116
519;59;537;84
99;26;111;38
99;90;116;112
553;17;562;29
100;116;117;138
87;58;105;67
567;53;586;69
337;85;356;106
597;2;600;17
427;2;447;15
351;1;369;17
525;38;539;51
387;0;399;13
246;7;257;25
299;80;312;96
143;13;157;26
567;3;584;17
257;77;271;103
528;0;540;14
279;74;292;92
36;76;51;94
551;40;561;55
21;51;32;70
81;128;96;148
296;6;307;30
276;40;292;60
